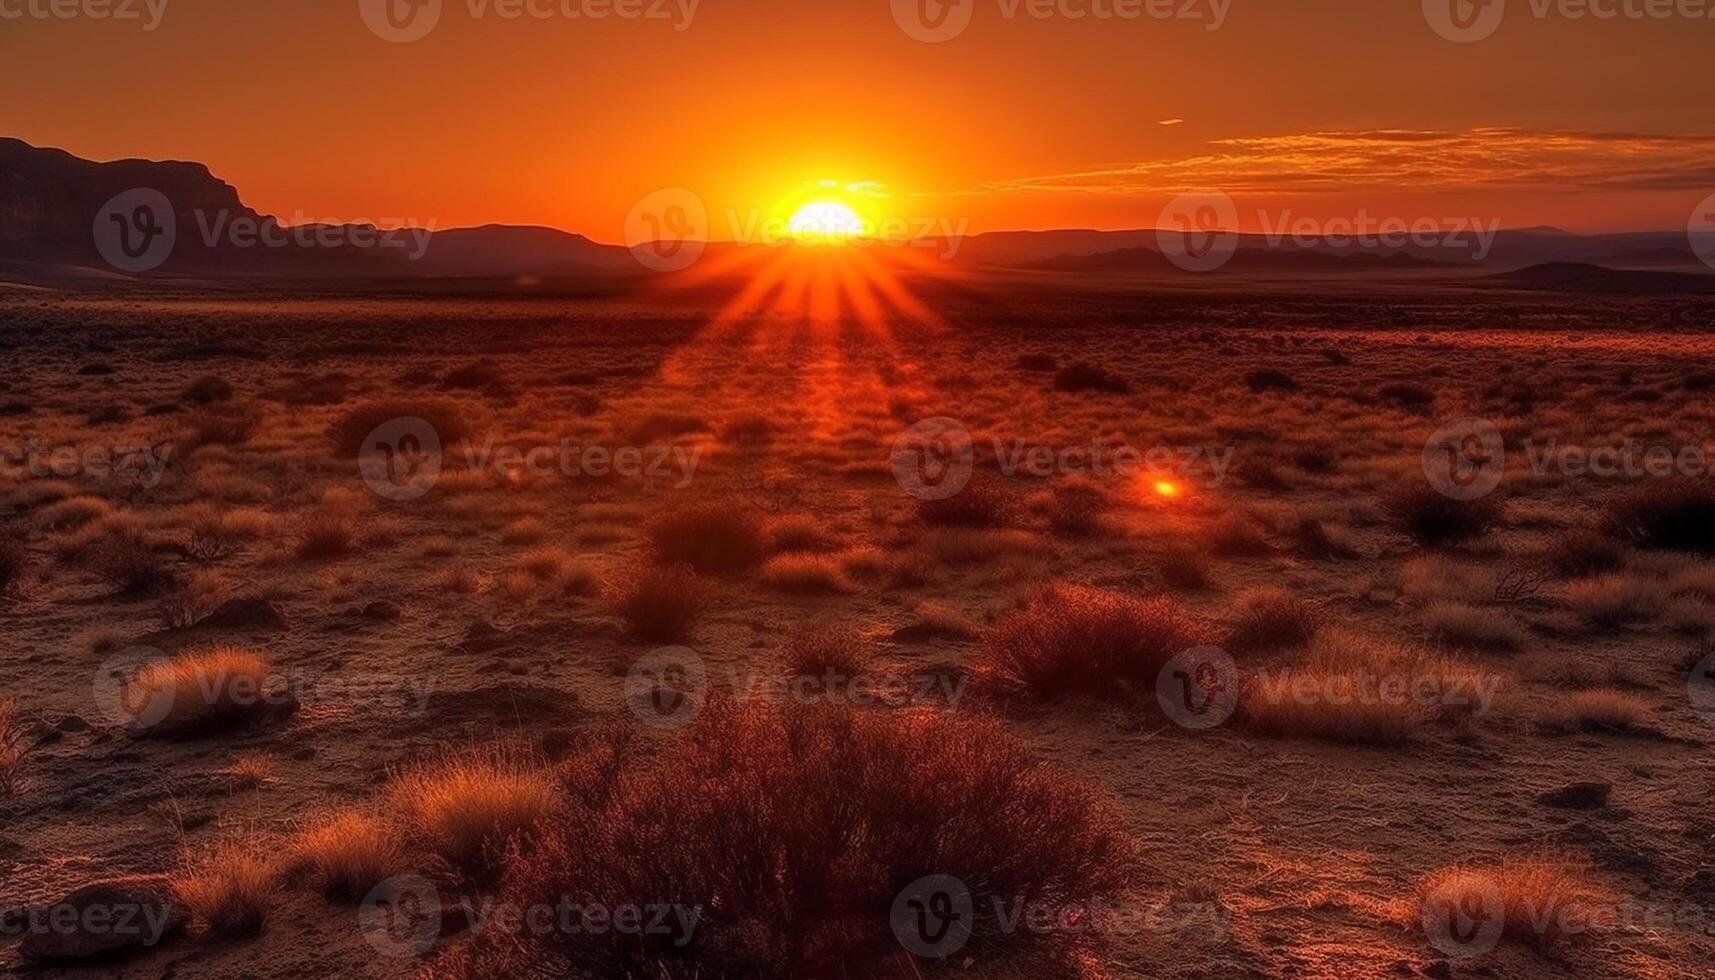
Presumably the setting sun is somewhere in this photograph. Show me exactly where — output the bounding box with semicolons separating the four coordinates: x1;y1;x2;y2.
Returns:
788;201;867;243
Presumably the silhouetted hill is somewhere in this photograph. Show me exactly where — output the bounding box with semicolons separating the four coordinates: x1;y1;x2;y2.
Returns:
1487;261;1715;293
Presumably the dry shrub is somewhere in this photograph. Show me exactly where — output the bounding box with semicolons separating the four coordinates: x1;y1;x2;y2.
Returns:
1038;478;1109;537
781;623;870;678
1544;689;1650;733
1291;516;1360;560
514;547;598;596
1400;555;1492;604
386;753;556;879
1425;601;1529;652
500;517;548;546
1226;587;1325;651
224;754;275;790
186;404;262;449
1386;485;1502;547
1565;574;1666;627
88;532;175;594
156;571;229;630
758;553;854;594
171;838;277;935
612;565;705;643
295;510;356;560
916;478;1014;529
1243;629;1498;743
921;528;1045;566
183;375;234;404
1416;858;1610;950
0;697;28;796
0;539;25;599
978;583;1215;699
1204;513;1272;558
445;701;1137;978
127;647;273;733
36;495;113;532
647;504;766;573
295;810;402;899
1545;529;1625;577
721;412;775;447
1157;543;1210;590
1603;480;1715;555
763;513;840;553
329;399;473;457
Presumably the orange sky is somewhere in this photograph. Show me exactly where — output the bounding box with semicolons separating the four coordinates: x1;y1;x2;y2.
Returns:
3;0;1712;236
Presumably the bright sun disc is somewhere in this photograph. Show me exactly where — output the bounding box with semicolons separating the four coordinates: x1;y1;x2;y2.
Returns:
789;201;866;242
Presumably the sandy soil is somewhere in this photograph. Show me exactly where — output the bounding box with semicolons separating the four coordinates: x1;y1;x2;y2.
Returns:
2;278;1713;979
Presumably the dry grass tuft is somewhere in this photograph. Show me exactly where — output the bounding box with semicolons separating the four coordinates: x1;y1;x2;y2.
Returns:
1425;601;1529;652
1565;573;1666;627
917;478;1015;529
442;700;1137;977
978;582;1215;699
171;838;277;935
611;565;705;643
329;399;473;457
1226;587;1325;650
127;648;274;733
1543;689;1650;733
1243;628;1498;743
647;504;766;573
758;552;854;594
295;810;402;899
223;753;276;790
1416;857;1610;950
1603;479;1715;555
295;510;357;561
1387;485;1502;547
386;753;556;878
781;623;870;678
1;697;29;796
36;495;113;532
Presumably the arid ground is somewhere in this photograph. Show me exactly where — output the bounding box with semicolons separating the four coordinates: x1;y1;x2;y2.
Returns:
3;276;1715;979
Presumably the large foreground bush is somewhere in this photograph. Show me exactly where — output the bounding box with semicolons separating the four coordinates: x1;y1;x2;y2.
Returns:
430;701;1136;978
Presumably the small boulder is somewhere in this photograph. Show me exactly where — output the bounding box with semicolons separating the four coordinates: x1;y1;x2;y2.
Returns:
199;598;287;630
16;878;187;963
1537;781;1611;810
360;600;402;622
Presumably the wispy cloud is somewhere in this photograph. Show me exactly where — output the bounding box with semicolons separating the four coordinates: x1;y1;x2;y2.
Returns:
971;128;1715;197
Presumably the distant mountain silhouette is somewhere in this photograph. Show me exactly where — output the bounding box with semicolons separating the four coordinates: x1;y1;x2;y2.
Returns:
1487;262;1715;293
1024;243;1446;276
0;138;637;281
4;137;1714;288
412;225;636;276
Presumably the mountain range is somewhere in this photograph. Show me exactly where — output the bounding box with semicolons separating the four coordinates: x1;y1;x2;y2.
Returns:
3;138;1712;289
